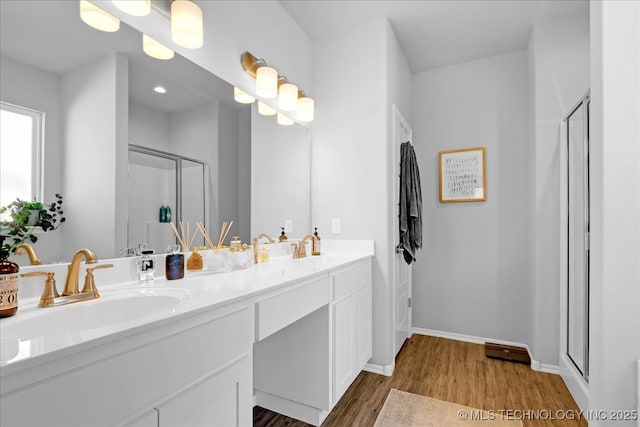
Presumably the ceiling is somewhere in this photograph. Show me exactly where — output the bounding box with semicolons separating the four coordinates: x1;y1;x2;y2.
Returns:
0;0;235;114
279;0;589;73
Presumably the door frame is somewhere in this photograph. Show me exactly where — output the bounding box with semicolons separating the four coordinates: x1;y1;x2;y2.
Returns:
391;104;413;357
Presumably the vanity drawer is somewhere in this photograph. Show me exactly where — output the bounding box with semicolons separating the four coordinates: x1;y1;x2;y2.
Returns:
255;274;329;341
332;261;372;302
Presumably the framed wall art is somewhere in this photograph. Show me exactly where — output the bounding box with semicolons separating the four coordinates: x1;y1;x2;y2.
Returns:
439;147;486;203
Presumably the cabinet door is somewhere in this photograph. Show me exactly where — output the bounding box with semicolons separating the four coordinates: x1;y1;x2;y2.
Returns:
157;357;251;427
355;285;372;371
333;292;358;403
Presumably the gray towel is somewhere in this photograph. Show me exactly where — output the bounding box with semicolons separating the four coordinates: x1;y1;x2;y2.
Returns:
399;141;422;264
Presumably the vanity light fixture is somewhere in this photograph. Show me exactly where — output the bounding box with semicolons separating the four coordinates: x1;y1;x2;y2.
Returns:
153;85;167;94
112;0;151;16
258;101;277;116
171;0;203;49
277;112;294;126
234;87;255;104
297;94;314;122
143;34;174;60
240;51;314;123
80;0;120;32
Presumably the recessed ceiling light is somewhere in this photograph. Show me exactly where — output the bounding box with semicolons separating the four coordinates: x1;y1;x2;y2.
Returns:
154;86;167;94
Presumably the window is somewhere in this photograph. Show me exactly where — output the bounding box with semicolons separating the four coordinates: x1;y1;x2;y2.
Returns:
0;102;44;207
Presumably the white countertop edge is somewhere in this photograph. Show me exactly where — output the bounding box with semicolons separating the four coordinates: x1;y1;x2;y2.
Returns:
1;248;374;379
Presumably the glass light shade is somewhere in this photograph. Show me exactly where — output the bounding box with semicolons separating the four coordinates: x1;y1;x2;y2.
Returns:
279;83;299;112
171;0;203;49
112;0;150;16
143;35;174;60
258;101;277;116
80;0;120;32
234;87;255;104
297;97;314;122
256;66;278;98
277;112;294;126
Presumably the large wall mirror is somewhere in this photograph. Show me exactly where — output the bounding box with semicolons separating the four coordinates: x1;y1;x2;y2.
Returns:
0;0;311;265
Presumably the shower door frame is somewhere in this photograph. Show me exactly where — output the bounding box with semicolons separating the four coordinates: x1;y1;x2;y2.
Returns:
564;91;591;382
128;144;209;249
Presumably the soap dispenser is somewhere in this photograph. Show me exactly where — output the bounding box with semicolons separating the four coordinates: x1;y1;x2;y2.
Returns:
279;227;288;242
0;235;19;317
312;228;321;256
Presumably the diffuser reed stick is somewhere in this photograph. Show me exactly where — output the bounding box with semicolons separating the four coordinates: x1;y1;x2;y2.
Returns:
196;222;216;249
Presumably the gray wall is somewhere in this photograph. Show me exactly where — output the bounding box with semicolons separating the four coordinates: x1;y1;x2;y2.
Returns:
411;51;530;346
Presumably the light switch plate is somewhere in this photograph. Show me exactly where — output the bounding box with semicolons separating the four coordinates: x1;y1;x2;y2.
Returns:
331;218;341;234
284;219;293;233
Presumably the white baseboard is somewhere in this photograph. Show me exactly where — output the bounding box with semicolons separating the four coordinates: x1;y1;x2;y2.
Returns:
364;361;394;377
411;327;560;374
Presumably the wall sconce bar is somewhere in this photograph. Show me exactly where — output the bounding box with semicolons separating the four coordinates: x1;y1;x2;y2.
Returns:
240;51;314;123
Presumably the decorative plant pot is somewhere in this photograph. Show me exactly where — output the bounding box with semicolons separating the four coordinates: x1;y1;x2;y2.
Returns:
26;209;40;226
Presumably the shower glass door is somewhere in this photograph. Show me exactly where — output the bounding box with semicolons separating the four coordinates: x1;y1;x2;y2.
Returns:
128;145;207;253
566;95;590;380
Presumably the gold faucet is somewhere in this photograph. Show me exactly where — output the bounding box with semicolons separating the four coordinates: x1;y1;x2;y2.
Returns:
253;233;276;264
62;248;98;296
292;234;319;259
21;262;112;308
256;233;275;244
15;244;41;265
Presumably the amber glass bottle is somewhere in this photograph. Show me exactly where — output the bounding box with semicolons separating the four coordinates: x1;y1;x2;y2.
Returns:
0;236;19;318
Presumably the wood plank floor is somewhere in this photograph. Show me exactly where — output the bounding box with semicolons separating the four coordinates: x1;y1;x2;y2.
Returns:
254;334;586;427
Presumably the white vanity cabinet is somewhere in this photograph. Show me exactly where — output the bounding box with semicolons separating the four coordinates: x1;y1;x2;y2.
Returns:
0;305;253;427
331;260;373;405
253;258;373;426
1;247;374;427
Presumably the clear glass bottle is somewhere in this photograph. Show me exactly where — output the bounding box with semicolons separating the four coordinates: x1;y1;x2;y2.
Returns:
0;236;19;318
137;249;156;283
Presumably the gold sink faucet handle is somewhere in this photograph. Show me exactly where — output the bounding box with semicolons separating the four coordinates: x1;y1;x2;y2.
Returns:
81;263;114;297
21;271;59;307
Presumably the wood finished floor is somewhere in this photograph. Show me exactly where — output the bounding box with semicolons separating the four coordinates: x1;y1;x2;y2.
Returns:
254;334;586;427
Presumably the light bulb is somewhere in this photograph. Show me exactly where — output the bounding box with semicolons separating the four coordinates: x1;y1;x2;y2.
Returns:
171;0;203;49
143;35;174;60
80;0;120;32
258;101;277;116
297;96;314;122
277;112;294;126
279;83;298;112
256;66;278;98
234;87;255;104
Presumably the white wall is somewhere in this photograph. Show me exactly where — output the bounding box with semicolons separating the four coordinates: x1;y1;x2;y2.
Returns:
312;18;410;369
218;103;241;241
589;1;640;423
0;55;64;263
129;102;170;151
411;51;531;346
251;108;310;240
528;9;590;368
61;53;128;260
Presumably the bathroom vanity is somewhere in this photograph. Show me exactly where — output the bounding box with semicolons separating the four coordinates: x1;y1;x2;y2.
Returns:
0;241;373;426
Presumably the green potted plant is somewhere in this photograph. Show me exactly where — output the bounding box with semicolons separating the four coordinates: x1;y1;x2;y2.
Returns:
0;193;66;254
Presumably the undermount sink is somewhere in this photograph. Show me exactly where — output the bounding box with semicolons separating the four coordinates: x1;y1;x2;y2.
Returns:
1;287;189;366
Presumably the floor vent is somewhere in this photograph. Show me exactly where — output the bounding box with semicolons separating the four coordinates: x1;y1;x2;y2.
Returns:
485;342;531;364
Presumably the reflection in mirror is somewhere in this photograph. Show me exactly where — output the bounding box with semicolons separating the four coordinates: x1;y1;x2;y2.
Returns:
1;0;312;267
127;145;207;253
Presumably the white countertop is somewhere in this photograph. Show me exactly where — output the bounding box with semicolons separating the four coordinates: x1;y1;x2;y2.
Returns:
0;241;373;376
